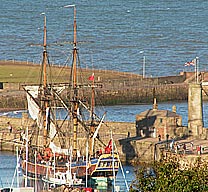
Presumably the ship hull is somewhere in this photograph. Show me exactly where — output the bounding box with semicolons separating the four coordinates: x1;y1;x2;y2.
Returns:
21;153;119;186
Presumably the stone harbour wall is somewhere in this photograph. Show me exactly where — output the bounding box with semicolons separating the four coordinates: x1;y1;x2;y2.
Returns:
0;115;157;163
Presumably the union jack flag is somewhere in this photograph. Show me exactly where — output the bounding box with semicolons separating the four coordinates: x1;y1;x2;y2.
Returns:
184;59;196;66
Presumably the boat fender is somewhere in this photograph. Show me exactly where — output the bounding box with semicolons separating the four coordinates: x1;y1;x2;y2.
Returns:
44;147;53;160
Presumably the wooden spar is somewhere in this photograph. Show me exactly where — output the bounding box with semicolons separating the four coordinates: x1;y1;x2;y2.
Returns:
72;6;77;88
43;15;47;88
89;74;95;156
91;74;95;122
42;15;49;148
73;6;77;49
71;6;78;152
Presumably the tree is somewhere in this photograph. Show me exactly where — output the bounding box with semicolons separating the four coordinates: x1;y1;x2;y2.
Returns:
131;156;208;192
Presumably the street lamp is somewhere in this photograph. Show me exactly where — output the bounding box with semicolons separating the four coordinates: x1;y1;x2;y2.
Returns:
139;51;145;78
64;4;75;8
64;4;76;13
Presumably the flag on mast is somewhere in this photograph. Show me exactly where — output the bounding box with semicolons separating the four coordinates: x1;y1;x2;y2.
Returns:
184;59;196;66
88;73;94;81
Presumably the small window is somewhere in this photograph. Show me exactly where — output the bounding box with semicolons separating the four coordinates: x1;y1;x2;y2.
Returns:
160;118;163;123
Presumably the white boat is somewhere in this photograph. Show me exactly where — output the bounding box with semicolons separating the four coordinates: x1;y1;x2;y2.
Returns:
42;171;83;188
0;187;34;192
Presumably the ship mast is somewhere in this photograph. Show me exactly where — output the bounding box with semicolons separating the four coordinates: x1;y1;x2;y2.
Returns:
66;5;100;156
70;5;79;153
90;76;95;122
89;76;95;156
42;15;49;148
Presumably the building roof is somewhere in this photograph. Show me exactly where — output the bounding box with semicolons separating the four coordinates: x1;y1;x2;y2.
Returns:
137;109;181;118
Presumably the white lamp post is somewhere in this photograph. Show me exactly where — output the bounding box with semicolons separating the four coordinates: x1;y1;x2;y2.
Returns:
143;55;146;78
139;51;145;78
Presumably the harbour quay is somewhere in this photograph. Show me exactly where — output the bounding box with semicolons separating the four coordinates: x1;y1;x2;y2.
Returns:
0;69;207;108
1;60;208;107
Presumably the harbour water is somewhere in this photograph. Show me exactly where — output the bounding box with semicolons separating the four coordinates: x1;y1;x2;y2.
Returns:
3;100;208;127
1;0;208;77
0;151;18;188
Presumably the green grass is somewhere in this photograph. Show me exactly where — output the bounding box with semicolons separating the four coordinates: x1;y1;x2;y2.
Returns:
0;64;71;83
0;60;141;84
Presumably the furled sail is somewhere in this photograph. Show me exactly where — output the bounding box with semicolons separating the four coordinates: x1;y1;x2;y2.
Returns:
46;107;57;139
25;85;40;120
49;142;71;155
25;85;66;134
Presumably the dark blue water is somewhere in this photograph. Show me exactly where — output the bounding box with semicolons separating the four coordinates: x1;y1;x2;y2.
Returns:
1;0;208;76
0;151;20;189
3;101;208;127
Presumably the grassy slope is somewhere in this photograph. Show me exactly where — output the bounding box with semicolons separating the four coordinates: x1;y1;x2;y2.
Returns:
0;60;141;84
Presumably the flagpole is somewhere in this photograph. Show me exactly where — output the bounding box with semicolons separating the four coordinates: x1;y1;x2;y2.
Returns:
194;57;197;83
196;57;199;84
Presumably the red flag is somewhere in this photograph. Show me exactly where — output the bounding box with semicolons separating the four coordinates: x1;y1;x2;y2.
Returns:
104;139;112;154
88;73;94;81
107;139;112;149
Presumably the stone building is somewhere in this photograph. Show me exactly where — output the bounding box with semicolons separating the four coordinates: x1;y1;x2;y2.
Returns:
136;99;184;140
188;83;204;138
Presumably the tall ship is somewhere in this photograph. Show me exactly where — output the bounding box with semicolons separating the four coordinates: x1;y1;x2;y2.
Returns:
20;6;120;189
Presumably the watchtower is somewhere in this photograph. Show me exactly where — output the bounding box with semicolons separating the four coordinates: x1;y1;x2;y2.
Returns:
188;83;203;138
